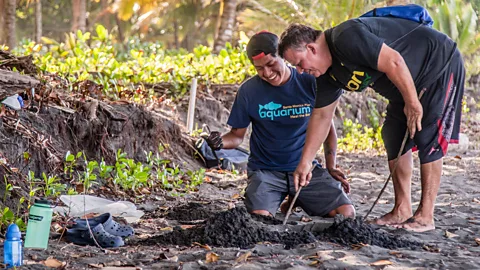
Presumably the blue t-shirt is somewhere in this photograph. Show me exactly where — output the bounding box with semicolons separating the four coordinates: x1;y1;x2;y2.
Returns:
227;67;316;171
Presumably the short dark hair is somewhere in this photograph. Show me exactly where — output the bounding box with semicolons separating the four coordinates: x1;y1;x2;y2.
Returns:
278;23;322;58
246;31;279;62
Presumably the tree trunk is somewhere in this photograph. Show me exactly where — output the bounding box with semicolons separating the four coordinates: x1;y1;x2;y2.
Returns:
79;0;86;32
34;0;42;43
173;19;179;49
0;0;5;45
100;0;110;29
5;0;16;49
213;0;237;53
115;14;127;50
71;0;86;32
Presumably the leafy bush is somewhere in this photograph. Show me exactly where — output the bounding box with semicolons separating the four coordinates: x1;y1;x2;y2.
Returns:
14;25;256;100
338;119;384;154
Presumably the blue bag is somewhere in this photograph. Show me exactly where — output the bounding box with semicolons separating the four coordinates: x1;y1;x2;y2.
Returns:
360;4;434;27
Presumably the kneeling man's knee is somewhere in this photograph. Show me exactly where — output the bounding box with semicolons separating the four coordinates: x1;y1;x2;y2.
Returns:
329;204;355;218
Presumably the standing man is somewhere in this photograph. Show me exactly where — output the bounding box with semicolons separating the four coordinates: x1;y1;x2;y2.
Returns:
277;16;465;232
206;31;354;218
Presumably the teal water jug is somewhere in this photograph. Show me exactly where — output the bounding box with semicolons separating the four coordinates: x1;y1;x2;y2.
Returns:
24;199;53;249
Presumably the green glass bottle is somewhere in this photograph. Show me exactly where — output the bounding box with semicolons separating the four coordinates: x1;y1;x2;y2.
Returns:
24;199;53;249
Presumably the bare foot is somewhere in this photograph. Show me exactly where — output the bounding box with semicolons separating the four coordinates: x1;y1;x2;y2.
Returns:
371;212;411;226
392;217;435;232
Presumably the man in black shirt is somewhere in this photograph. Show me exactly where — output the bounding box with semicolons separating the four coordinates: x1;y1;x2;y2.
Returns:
277;18;465;232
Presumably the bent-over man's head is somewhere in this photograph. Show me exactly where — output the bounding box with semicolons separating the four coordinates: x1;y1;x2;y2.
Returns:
247;31;291;86
278;23;327;77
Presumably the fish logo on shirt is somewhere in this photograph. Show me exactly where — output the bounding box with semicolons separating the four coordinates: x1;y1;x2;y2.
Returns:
259;101;282;111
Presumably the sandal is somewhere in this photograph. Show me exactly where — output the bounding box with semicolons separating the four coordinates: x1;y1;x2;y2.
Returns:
72;213;134;238
66;223;124;248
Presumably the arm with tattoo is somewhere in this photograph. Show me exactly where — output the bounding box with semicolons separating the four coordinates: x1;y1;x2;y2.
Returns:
323;120;337;170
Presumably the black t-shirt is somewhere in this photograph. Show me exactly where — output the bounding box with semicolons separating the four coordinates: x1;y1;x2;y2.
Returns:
315;17;456;108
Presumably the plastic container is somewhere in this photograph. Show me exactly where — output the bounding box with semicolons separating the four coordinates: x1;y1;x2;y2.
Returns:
24;199;53;249
4;223;23;268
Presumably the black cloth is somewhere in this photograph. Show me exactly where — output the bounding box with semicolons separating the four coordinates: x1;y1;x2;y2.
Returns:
315;17;457;107
382;49;465;164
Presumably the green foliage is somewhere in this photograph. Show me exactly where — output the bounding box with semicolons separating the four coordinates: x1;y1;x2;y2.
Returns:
41;173;66;198
14;27;255;100
3;176;14;204
114;149;152;190
0;207;26;232
64;151;83;179
429;0;480;55
338;119;384;153
81;155;99;191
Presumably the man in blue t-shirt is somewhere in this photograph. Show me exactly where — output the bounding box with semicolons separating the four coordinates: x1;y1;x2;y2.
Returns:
206;31;354;218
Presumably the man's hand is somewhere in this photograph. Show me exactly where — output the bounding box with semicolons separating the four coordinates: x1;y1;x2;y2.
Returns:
404;99;423;139
206;131;223;150
328;167;350;194
293;161;313;191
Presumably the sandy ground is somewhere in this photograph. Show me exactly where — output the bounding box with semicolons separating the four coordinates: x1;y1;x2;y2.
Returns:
13;144;480;270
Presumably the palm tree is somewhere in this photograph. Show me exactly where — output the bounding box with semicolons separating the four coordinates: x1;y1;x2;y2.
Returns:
429;0;480;55
35;0;42;43
237;0;379;35
72;0;87;32
0;0;4;45
213;0;237;53
5;0;16;49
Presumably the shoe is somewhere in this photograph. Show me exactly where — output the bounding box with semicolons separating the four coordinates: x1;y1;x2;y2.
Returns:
72;213;134;238
66;223;124;248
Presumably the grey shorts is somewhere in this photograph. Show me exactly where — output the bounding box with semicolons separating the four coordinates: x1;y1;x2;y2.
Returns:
244;166;352;217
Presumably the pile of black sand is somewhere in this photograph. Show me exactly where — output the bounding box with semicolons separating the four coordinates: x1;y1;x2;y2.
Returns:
141;207;316;249
167;202;216;221
318;216;422;250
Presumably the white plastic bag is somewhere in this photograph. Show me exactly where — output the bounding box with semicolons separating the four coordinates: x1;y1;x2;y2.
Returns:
54;195;144;223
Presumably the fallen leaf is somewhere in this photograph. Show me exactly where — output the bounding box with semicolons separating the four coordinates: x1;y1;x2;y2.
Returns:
206;252;219;263
193;242;212;250
309;260;320;265
475;238;480;246
454;155;462;159
75;183;85;193
351;243;368;250
423;245;441;252
80;213;98;219
10;167;18;172
235;251;251;263
370;260;393;266
43;258;65;268
389;251;404;258
168;256;179;262
160;227;173;231
88;263;104;268
300;216;313;222
231;193;240;199
105;261;123;266
180;225;195;229
445;231;458;238
23;260;38;265
204;176;212;183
